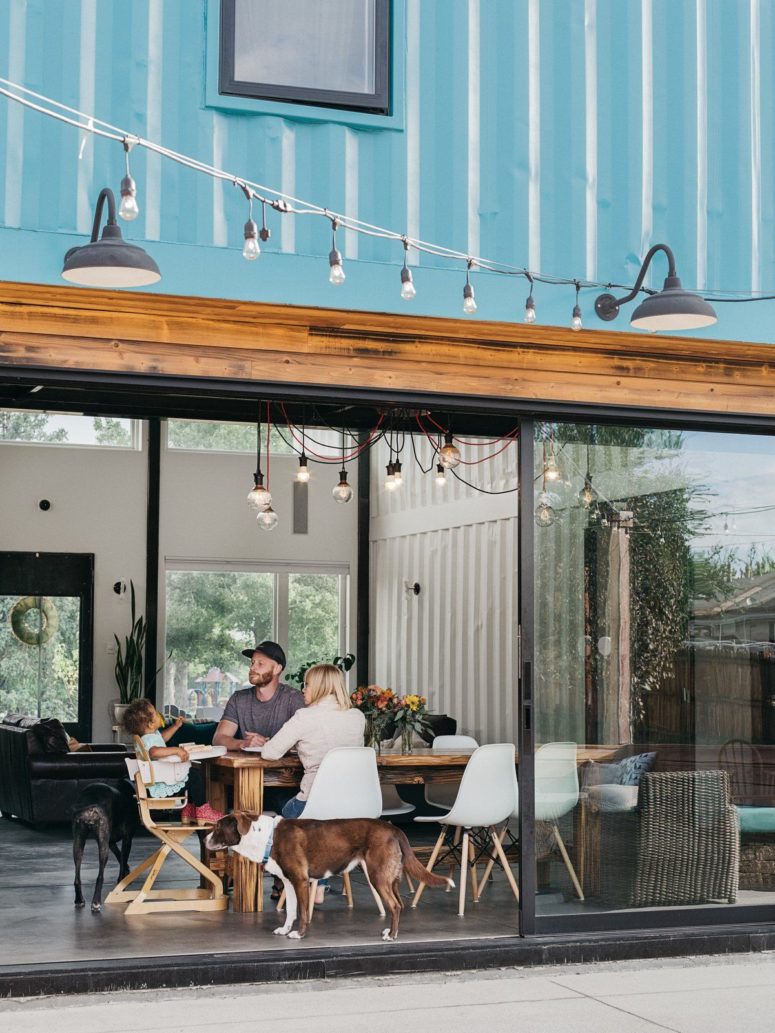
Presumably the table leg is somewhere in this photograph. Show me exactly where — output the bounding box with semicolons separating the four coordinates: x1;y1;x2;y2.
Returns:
232;767;265;913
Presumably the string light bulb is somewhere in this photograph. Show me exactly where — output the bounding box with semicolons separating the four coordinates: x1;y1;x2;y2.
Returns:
296;454;310;483
240;186;260;260
579;473;598;508
435;464;447;486
392;460;403;487
544;451;560;482
463;261;477;314
571;282;582;331
256;505;278;531
439;431;461;469
118;138;139;221
400;239;416;299
524;278;537;323
385;462;397;490
328;219;345;285
333;468;353;503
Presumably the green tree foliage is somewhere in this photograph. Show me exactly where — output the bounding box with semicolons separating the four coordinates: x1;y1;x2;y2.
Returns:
93;416;132;446
167;420;293;453
0;411;67;442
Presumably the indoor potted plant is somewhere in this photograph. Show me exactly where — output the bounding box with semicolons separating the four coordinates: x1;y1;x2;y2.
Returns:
111;581;149;728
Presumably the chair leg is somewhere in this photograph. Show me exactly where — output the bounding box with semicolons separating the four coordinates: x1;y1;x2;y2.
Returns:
469;836;480;902
362;862;386;917
412;827;446;909
404;872;415;894
343;871;354;908
490;825;520;904
448;825;461;890
458;831;469;916
476;824;508;900
308;880;318;920
551;823;584;900
277;888;286;912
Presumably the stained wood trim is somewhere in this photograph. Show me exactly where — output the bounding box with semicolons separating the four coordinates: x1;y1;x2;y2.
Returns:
1;280;775;419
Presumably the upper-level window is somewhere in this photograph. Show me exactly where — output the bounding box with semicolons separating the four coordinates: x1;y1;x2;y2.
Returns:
166;418;341;455
219;0;391;115
0;410;139;449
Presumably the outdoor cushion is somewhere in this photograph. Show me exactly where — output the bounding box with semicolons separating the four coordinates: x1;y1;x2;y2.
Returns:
587;784;639;812
736;805;775;834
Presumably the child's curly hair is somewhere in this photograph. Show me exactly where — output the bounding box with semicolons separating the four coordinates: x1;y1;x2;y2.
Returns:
123;698;155;736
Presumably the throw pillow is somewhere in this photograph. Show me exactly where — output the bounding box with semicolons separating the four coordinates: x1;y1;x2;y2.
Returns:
616;751;656;786
32;717;71;753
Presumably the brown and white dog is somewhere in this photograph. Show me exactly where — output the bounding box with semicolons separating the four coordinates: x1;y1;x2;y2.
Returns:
205;812;452;941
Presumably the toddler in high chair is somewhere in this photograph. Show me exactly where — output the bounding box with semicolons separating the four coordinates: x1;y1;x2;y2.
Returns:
122;699;224;825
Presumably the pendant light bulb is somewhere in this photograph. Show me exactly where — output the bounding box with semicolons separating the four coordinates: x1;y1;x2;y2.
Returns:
256;505;279;531
329;248;346;285
384;462;397;491
296;454;310;483
435;463;447;486
544;453;560;482
439;431;461;469
243;219;261;260
392;460;403;487
333;468;353;503
578;474;598;508
247;472;272;511
119;174;139;221
400;265;416;300
535;491;557;527
524;294;537;324
463;281;477;315
571;305;583;331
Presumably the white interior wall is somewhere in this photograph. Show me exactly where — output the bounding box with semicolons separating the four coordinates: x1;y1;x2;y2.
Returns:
0;431;149;741
158;431;359;690
369;435;519;745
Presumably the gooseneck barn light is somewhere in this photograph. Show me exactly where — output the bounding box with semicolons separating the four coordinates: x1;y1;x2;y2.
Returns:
595;244;716;332
61;187;161;288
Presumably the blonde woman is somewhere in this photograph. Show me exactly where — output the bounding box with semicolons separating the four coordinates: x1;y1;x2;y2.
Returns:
262;663;365;820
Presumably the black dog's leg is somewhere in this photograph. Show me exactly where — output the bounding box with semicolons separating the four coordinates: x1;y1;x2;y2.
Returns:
73;824;86;909
118;832;133;880
91;828;110;912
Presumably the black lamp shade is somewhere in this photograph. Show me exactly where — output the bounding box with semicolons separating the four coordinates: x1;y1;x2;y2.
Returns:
630;276;717;332
62;226;161;288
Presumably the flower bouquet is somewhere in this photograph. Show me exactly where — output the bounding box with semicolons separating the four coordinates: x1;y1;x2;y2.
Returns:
392;694;429;754
350;684;397;753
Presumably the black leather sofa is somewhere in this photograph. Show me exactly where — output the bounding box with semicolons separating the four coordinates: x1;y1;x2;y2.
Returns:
0;718;129;825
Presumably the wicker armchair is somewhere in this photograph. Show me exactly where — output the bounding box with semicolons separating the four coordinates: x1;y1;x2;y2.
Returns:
598;769;739;908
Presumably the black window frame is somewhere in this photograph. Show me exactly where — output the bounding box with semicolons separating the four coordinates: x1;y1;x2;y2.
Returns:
0;552;94;742
219;0;392;115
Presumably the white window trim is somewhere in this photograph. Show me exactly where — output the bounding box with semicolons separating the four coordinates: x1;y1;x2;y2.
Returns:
0;411;142;451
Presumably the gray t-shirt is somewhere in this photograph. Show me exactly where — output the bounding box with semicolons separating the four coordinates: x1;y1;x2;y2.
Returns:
221;683;305;740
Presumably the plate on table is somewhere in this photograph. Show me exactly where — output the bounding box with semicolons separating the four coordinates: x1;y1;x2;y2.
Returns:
241;744;264;753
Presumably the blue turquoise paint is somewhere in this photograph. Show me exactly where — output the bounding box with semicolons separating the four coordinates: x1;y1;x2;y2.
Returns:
0;0;774;345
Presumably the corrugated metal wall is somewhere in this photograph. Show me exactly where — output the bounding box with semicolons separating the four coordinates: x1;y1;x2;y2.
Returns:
369;434;519;745
0;1;773;340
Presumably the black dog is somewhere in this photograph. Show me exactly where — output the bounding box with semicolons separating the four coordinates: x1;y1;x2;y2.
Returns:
72;781;137;912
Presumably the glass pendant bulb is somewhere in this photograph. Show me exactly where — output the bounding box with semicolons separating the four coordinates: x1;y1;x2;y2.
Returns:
524;295;537;323
243;219;260;260
544;454;560;481
392;460;403;487
384;462;397;491
435;463;447;486
119;174;139;221
439;431;461;469
535;491;556;527
296;454;310;483
400;266;416;300
333;468;353;503
571;304;583;331
256;505;279;531
247;473;272;511
578;474;598;508
329;248;346;285
463;282;477;314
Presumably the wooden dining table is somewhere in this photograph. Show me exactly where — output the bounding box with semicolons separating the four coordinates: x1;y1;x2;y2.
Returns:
204;747;478;912
203;744;618;912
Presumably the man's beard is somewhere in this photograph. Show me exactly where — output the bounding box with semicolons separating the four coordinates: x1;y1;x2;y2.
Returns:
250;670;273;688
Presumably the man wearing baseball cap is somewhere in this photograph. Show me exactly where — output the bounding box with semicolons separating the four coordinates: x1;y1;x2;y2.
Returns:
213;641;305;752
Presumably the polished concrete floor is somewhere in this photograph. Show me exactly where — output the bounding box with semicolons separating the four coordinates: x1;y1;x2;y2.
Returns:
4;818;774;969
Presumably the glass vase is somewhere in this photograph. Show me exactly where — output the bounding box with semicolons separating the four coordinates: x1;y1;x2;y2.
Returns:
401;724;414;755
364;714;381;755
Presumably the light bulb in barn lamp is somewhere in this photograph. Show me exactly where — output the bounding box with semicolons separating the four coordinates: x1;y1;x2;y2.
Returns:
439;431;461;469
400;239;416;299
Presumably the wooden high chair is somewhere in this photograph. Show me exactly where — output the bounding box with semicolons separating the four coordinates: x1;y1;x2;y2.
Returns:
105;737;228;915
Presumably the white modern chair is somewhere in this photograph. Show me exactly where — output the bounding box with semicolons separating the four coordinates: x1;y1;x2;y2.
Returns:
278;746;383;918
478;740;584;902
424;735;479;813
380;784;415;818
412;743;518;916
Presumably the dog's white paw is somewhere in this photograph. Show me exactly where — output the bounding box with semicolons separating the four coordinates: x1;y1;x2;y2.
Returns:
447;879;456;889
287;930;301;939
91;903;102;913
381;928;397;942
273;925;292;936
